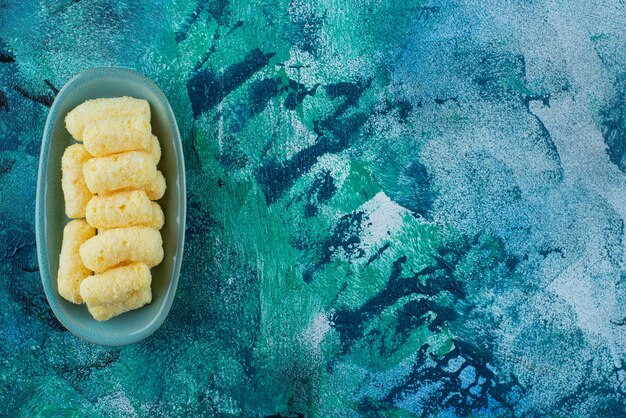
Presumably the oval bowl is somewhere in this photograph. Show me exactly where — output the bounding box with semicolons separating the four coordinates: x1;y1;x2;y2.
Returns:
36;67;186;346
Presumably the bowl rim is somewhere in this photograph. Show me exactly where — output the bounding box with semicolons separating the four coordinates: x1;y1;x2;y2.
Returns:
35;67;186;346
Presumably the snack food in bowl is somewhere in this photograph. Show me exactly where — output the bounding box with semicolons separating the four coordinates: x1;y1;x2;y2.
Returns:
36;67;185;346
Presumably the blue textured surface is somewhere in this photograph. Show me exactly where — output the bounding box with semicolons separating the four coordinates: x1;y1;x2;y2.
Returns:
1;0;625;416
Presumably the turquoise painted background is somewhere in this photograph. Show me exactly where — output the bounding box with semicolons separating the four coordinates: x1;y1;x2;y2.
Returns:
1;0;625;416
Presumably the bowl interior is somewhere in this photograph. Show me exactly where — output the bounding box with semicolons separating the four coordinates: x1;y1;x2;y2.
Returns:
37;68;185;346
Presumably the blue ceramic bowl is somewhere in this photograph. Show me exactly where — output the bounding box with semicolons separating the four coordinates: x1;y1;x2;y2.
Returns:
36;67;186;346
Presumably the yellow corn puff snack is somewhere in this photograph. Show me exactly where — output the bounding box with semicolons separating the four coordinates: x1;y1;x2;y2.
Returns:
149;134;161;164
83;151;156;195
65;97;150;141
57;220;96;304
61;144;93;218
85;190;153;229
141;170;166;200
83;115;151;157
80;262;152;321
147;202;165;230
97;204;162;232
79;226;163;273
88;287;152;321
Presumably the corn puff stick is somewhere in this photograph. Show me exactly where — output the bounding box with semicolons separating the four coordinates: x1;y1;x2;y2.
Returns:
83;151;156;195
65;97;150;140
57;220;95;304
86;190;153;229
61;144;93;218
141;170;166;200
83;115;151;157
148;134;161;164
80;262;152;321
79;226;163;273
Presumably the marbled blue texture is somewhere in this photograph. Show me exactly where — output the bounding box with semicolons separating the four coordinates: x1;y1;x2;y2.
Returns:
1;0;625;416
